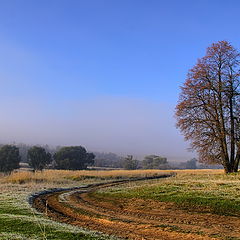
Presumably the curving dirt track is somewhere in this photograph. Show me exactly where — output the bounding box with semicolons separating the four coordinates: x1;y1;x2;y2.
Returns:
32;178;240;240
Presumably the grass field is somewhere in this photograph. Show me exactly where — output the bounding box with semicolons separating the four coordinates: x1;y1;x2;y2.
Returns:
0;169;239;240
0;169;167;240
0;184;117;240
2;169;169;184
94;169;240;216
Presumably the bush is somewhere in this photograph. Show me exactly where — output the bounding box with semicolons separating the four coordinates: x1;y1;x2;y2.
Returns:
123;155;138;170
54;146;95;170
27;146;52;171
0;145;21;173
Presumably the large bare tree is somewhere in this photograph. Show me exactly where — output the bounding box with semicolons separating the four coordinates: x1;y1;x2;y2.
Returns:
176;41;240;173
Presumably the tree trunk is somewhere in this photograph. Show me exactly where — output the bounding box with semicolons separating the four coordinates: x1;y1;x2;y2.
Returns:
223;160;231;173
233;159;239;172
233;148;240;172
223;159;238;173
229;96;235;167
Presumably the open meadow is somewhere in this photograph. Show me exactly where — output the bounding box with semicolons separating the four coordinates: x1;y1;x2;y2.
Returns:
0;169;240;240
2;2;240;240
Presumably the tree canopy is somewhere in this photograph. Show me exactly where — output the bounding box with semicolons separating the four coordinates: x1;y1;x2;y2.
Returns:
142;155;167;169
123;155;138;170
54;146;95;170
176;41;240;173
0;145;21;173
27;146;52;171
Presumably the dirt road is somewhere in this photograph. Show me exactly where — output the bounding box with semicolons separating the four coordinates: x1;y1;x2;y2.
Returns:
31;178;240;240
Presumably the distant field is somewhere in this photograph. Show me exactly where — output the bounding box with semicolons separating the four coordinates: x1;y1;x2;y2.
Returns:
0;169;240;240
2;169;172;184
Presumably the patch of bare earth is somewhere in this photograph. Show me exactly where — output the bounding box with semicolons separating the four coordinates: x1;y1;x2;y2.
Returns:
33;182;240;240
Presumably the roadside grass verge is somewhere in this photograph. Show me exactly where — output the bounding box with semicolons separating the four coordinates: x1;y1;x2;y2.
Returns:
94;170;240;216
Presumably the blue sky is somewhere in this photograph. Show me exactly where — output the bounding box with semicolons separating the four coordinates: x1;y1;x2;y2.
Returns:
0;0;240;160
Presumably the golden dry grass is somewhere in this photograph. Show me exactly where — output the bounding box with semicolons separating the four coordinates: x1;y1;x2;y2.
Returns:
1;169;165;184
1;169;225;184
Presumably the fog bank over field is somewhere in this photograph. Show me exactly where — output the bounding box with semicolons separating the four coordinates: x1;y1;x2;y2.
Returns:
0;96;194;161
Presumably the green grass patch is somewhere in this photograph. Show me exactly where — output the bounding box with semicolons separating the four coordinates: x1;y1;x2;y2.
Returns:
95;172;240;216
0;216;107;240
0;182;118;240
0;204;32;216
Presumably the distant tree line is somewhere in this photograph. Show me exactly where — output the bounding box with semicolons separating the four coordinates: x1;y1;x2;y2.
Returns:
172;158;197;169
93;152;124;168
95;154;215;170
2;143;191;171
0;142;219;174
93;152;170;170
142;155;168;169
122;155;169;170
0;144;95;174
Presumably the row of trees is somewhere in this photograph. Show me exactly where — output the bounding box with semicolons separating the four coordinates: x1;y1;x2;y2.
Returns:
0;145;95;173
122;155;169;170
0;143;207;173
93;152;169;170
0;143;171;173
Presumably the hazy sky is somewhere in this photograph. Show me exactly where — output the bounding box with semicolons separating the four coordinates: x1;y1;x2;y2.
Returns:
1;0;240;160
